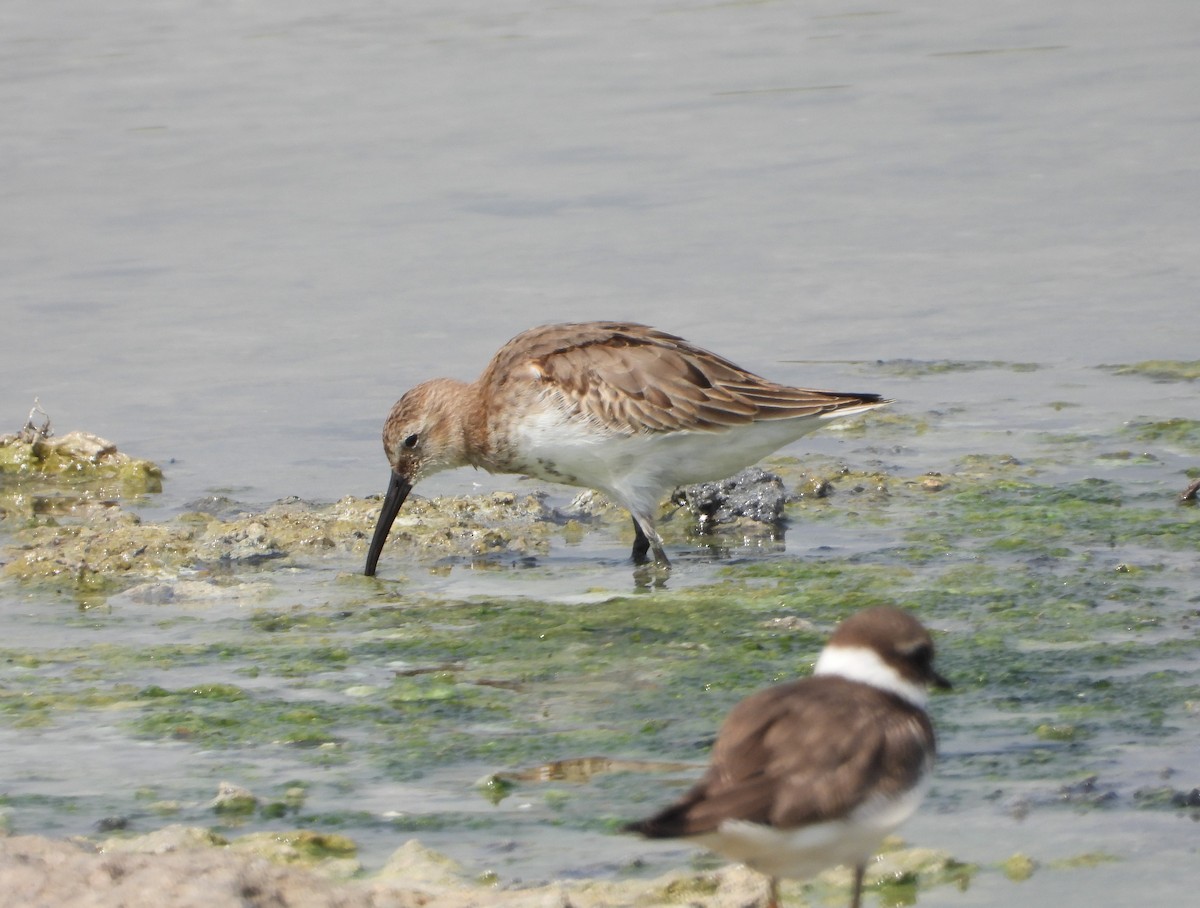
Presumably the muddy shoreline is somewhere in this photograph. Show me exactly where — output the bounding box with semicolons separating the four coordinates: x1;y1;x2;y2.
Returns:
3;390;1199;906
0;826;963;908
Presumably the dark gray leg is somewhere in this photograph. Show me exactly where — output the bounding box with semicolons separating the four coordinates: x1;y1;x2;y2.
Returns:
630;516;670;566
850;863;865;908
631;517;651;563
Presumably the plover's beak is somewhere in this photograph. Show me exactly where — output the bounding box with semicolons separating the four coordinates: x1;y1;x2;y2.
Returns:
931;668;952;690
364;471;413;576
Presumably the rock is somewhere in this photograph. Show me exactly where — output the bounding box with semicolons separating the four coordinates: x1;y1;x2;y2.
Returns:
0;833;385;908
210;781;258;815
0;833;969;908
1002;852;1037;881
672;467;786;529
231;831;360;878
198;521;287;564
100;825;228;855
0;428;162;491
1133;784;1200;808
377;839;469;888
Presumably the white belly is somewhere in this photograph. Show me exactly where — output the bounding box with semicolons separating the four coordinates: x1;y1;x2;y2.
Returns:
506;408;827;514
694;781;929;880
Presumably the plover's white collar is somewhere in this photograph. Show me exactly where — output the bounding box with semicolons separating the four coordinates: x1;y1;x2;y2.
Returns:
626;606;950;908
814;644;929;708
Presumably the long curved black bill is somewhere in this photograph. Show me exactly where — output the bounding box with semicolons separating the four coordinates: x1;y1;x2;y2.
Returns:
364;471;413;576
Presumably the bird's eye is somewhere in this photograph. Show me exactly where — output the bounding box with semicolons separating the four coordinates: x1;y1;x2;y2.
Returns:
403;433;419;449
903;642;933;666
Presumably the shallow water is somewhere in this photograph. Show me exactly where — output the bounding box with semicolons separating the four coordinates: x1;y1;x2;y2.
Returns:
3;1;1199;905
4;0;1199;503
4;359;1198;906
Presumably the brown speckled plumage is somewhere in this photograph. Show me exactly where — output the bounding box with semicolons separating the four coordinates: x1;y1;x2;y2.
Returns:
365;322;890;574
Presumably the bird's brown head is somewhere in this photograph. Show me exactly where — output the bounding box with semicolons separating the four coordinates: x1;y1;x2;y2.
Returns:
364;379;472;577
818;606;952;700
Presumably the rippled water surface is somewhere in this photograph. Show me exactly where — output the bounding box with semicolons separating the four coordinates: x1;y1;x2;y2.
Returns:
3;2;1198;905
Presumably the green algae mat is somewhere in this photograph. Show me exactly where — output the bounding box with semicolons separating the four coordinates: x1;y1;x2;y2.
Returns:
1;362;1198;906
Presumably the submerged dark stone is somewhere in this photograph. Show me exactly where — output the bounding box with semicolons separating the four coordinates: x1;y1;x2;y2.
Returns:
1133;784;1200;809
1056;775;1119;807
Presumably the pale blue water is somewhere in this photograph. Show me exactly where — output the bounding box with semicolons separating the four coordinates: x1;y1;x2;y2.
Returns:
3;0;1197;506
2;2;1198;904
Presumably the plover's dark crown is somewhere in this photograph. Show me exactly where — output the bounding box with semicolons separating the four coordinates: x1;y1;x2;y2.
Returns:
625;606;949;908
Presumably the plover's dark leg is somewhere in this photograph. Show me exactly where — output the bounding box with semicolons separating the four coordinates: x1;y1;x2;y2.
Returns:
849;863;865;908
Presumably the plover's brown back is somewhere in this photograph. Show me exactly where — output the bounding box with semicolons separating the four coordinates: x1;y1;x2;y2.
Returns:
625;607;948;908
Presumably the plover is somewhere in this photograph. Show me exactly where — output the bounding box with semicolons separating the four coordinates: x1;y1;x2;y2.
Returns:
625;606;949;908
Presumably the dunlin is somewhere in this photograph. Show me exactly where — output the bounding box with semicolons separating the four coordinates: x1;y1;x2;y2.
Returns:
625;606;949;908
364;322;889;575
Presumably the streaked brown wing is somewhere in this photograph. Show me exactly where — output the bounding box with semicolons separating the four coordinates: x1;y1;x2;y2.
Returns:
480;322;882;435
